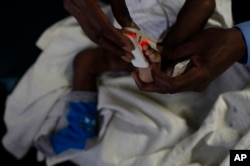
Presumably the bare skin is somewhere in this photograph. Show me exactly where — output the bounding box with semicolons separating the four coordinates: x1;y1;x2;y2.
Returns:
66;0;240;93
63;0;134;58
132;27;247;93
73;47;133;91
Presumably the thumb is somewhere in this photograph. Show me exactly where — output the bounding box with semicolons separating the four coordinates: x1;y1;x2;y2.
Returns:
171;42;198;60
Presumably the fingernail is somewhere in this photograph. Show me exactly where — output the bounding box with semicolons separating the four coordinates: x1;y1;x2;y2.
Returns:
145;50;151;56
142;45;148;51
122;46;132;52
157;45;163;52
121;56;130;62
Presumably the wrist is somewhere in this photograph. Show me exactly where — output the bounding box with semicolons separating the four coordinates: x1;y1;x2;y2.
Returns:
234;21;250;66
228;28;247;64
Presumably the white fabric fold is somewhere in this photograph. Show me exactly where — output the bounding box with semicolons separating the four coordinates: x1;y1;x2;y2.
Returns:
2;1;250;166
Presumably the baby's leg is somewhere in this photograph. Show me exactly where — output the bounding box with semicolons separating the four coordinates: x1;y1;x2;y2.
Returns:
73;47;133;91
36;47;132;156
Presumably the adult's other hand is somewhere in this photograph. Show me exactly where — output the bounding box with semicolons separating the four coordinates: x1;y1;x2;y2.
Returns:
64;0;134;57
132;27;246;93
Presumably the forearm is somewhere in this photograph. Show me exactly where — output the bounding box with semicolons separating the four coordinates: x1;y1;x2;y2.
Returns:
165;0;215;46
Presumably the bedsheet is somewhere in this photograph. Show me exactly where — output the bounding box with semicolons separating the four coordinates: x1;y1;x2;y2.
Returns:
2;1;250;166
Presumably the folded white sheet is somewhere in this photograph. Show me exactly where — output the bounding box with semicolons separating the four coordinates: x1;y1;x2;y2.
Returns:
3;1;250;166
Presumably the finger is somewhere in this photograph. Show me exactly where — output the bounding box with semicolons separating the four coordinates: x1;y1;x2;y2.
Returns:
150;63;174;91
131;71;164;93
161;41;198;61
166;56;209;92
170;41;201;60
87;17;131;49
102;28;134;52
172;69;208;92
176;44;195;56
67;0;133;52
142;45;161;63
156;44;163;52
97;36;133;57
145;50;161;63
77;0;134;51
121;55;133;62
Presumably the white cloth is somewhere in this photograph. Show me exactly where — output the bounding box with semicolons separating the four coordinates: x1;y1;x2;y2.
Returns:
113;0;233;39
2;1;250;166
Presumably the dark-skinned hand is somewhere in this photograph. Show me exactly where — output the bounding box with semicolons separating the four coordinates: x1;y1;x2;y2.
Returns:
131;0;216;86
132;27;247;93
63;0;134;59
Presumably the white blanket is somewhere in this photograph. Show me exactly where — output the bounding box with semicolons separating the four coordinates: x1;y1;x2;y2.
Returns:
2;1;250;166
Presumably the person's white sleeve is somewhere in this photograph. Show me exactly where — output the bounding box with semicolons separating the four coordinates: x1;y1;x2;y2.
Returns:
235;21;250;67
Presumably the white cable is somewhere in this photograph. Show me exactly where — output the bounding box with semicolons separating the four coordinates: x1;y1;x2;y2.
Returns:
156;0;170;42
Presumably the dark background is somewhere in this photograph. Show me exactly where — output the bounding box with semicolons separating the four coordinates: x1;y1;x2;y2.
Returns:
0;0;248;165
0;0;73;165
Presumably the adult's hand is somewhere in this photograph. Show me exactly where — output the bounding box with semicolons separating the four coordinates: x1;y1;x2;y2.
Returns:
64;0;134;57
132;27;247;93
